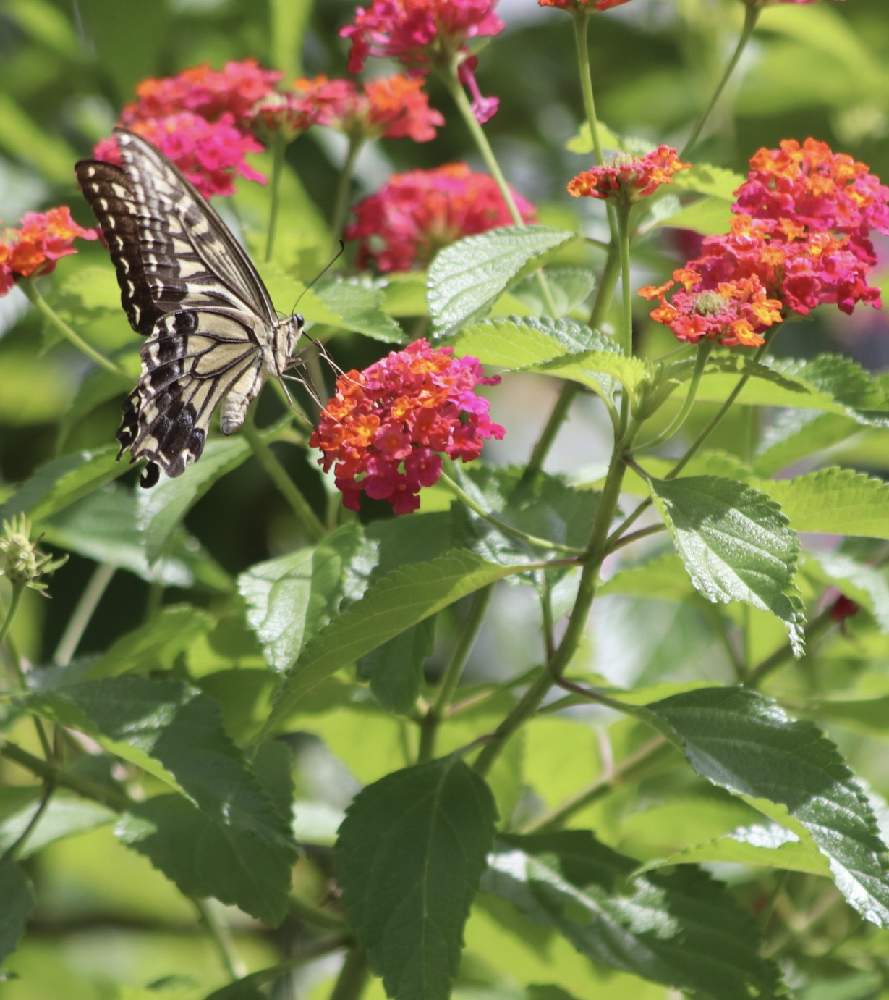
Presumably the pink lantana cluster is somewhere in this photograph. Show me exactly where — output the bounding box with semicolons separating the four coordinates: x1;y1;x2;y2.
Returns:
340;0;504;123
346;163;536;272
94;59;278;198
1;206;97;296
641;138;889;347
567;146;691;202
310;339;504;514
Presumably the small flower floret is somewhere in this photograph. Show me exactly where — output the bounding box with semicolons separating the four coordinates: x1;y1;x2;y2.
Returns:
567;146;691;201
1;206;97;296
310;339;504;514
0;515;67;596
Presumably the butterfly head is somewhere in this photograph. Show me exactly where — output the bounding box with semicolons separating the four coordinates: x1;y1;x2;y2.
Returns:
273;313;305;375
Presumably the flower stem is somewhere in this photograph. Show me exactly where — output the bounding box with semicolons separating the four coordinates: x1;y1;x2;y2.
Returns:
681;5;759;157
746;606;834;688
515;384;577;491
22;280;122;375
53;563;115;666
616;200;633;358
0;780;55;864
636;340;712;450
242;418;325;541
418;587;492;764
2;585;53;760
195;897;246;981
264;130;286;263
328;947;370;1000
589;241;620;330
442;63;559;318
330;136;363;258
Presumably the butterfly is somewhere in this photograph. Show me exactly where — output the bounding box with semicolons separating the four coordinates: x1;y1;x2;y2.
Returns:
75;128;305;488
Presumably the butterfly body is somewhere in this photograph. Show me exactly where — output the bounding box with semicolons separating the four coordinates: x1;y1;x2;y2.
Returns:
75;129;304;487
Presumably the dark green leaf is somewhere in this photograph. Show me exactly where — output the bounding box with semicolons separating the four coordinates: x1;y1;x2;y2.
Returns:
359;618;435;714
648;475;805;655
0;788;114;859
428;226;576;337
337;758;496;1000
0;859;34;965
647;686;889;927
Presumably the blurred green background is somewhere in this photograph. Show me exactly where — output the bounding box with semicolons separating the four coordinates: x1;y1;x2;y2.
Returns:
1;0;889;996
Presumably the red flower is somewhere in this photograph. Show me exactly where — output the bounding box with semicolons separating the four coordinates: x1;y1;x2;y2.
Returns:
339;0;504;123
567;146;691;201
1;206;97;296
121;59;281;128
345;163;536;272
94;112;265;199
829;594;859;623
290;74;443;142
310;338;504;514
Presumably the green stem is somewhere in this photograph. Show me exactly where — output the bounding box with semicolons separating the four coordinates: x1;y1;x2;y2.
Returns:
53;563;115;666
747;606;834;688
636;341;712;451
2;585;52;759
616;200;633;358
264;131;286;263
328;947;370;1000
681;5;759;156
242;419;324;541
0;585;23;651
588;241;620;330
0;779;55;864
195;898;245;981
442;62;559;318
517;384;577;493
439;472;583;555
418;588;492;764
21;280;122;375
329;136;363;257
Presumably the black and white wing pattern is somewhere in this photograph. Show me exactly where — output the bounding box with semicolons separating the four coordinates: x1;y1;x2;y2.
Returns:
76;128;297;487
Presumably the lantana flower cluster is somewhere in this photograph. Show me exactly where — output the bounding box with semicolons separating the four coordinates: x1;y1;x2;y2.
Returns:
1;206;97;296
340;0;504;123
567;145;691;202
641;138;889;347
346;163;536;272
310;339;504;514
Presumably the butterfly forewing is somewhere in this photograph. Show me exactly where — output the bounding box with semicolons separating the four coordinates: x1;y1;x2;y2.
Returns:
76;128;283;486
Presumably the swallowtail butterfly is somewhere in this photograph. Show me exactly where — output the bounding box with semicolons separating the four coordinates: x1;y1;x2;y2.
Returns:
76;128;304;488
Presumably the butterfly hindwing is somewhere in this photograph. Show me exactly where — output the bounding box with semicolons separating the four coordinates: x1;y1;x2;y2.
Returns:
76;128;282;486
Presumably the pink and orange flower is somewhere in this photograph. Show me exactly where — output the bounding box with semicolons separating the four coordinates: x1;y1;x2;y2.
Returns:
568;146;691;201
311;338;504;514
1;206;97;296
346;163;536;272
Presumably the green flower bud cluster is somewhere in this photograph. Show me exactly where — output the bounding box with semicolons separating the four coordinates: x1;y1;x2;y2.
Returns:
0;514;67;596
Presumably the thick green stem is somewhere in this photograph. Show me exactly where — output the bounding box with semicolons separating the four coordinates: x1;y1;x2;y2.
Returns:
22;280;122;375
516;384;577;491
264;131;286;263
443;63;558;318
328;947;370;1000
588;242;620;330
616;201;633;358
242;419;324;541
195;898;246;981
53;563;115;666
637;341;712;450
682;5;759;156
329;136;363;258
0;585;22;650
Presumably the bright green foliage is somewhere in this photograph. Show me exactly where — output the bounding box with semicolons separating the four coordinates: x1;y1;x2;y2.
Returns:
337;759;496;1000
0;861;34;966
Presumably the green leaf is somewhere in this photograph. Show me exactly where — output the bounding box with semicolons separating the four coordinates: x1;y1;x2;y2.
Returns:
359;618;435;715
453;315;609;369
82;604;215;679
598;552;692;601
0;93;78;184
0;446;124;523
314;277;406;344
564;120;624;155
238;522;376;672
803;551;889;633
379;271;429;317
268;0;312;75
55;362;137;450
137;435;252;563
648;475;805;655
263;550;537;736
754;468;889;540
428;226;576;337
484;832;782;1000
669;162;744;201
0;859;34;965
647;686;889;927
337;758;496;1000
78;0;169;99
527;350;652;411
511;268;595;318
0;789;114;860
44;486;231;591
753;411;861;477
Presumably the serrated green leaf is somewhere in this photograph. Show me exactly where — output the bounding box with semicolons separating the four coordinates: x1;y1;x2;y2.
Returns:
44;486;231;592
137;436;252;563
379;271;429;316
0;446;125;523
528;350;652;410
670;163;744;201
754;468;889;540
428;226;576;337
263;549;538;737
753;411;861;477
359;618;435;715
0;789;114;860
453;315;610;369
598;552;691;600
564;120;624;155
337;758;496;1000
511;268;595;318
484;832;783;1000
0;859;34;965
647;687;889;927
314;277;406;344
803;551;889;632
649;475;805;655
238;522;376;672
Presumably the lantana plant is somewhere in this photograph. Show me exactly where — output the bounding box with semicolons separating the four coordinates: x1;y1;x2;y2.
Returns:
2;2;889;999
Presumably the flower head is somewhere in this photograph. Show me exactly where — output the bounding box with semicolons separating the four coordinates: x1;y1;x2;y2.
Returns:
121;59;281;128
310;338;504;514
1;206;97;295
346;163;536;272
290;74;443;142
94;112;266;199
0;515;67;595
340;0;503;122
568;146;691;202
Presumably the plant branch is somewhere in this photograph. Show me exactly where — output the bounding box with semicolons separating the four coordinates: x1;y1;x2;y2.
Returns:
328;946;370;1000
637;341;712;451
0;779;55;864
53;563;115;666
194;897;246;981
330;136;363;257
747;606;835;688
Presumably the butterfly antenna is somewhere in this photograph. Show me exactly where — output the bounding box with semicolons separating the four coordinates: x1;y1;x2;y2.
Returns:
282;370;326;412
290;240;345;316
